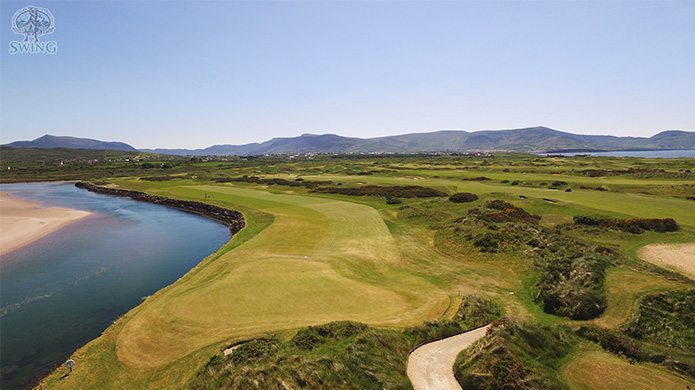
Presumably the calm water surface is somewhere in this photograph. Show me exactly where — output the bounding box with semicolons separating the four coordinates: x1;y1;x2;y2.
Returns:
544;149;695;158
0;182;230;390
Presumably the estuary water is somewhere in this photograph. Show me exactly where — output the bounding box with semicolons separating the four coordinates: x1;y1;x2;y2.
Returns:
0;182;230;390
543;149;695;158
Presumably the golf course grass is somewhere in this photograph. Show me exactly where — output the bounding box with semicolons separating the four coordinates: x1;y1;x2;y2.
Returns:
561;348;693;390
29;153;694;389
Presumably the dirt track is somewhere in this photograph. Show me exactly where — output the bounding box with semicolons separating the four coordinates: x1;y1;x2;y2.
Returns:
407;325;490;390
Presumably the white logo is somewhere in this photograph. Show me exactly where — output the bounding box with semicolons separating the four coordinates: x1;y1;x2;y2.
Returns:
9;5;57;54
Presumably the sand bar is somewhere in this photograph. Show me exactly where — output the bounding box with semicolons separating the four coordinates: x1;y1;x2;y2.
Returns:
639;243;695;280
0;192;92;256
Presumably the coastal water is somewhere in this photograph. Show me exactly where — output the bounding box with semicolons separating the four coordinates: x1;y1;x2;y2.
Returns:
544;149;695;158
0;182;230;390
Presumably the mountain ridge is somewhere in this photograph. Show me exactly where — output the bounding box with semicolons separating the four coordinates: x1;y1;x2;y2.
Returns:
141;127;695;155
3;128;694;156
3;134;137;152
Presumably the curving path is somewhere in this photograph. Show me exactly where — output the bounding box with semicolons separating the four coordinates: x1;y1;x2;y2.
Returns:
407;324;491;390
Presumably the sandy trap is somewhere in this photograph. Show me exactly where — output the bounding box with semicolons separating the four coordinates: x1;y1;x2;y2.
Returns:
639;243;695;280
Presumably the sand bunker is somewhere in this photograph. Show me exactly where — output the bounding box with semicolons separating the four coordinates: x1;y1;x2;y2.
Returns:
639;243;695;279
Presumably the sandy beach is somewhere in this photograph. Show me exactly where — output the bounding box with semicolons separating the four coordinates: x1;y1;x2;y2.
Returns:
0;192;92;256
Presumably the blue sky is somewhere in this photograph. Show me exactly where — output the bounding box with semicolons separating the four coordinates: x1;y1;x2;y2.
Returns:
1;1;694;148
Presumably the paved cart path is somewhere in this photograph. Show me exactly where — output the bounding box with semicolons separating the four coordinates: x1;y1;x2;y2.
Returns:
407;325;491;390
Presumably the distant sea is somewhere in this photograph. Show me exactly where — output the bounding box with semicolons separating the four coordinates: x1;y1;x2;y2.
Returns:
541;149;695;158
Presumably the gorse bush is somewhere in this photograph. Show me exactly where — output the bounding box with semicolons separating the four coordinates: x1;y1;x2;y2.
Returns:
385;196;402;204
623;289;695;350
193;322;412;390
575;326;652;363
193;300;502;390
473;233;501;253
454;295;503;327
573;215;679;233
576;324;695;379
216;175;332;188
437;201;612;320
535;253;609;320
292;322;368;350
467;200;541;224
454;319;575;390
406;294;502;343
448;192;479;203
311;185;447;198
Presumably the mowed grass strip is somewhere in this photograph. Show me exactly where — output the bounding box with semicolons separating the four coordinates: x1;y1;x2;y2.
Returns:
298;174;695;227
112;184;447;367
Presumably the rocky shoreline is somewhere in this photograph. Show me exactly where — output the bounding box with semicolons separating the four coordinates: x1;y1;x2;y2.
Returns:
75;182;245;235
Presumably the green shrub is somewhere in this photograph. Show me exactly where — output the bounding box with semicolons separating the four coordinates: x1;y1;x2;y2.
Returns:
454;319;575;390
468;200;541;224
575;326;651;363
292;322;368;350
535;254;609;319
454;295;503;328
622;289;695;350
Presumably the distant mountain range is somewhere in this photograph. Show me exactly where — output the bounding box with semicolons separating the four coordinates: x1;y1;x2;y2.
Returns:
3;135;137;152
4;128;694;156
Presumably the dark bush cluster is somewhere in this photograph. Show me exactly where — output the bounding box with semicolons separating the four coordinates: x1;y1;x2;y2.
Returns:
448;192;479;203
575;325;694;378
536;253;609;320
579;185;608;191
467;200;541;224
575;326;652;363
140;175;178;181
438;201;612;320
582;169;607;177
216;175;332;188
473;233;501;253
385;196;402;204
461;176;491;181
310;185;447;198
573;215;679;233
579;167;689;179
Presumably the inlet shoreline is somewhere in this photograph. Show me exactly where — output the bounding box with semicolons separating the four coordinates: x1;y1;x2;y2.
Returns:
0;192;92;256
74;182;246;234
